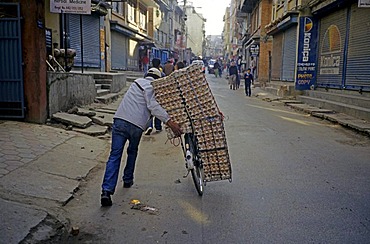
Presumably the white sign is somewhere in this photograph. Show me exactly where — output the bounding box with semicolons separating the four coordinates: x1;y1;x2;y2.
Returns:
50;0;91;15
359;0;370;7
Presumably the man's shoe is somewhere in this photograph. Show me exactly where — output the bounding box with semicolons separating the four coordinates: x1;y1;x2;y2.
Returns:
123;181;134;188
101;191;112;207
145;127;152;135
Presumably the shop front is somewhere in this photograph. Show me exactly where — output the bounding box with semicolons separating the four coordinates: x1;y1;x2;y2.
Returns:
267;13;298;82
315;1;370;91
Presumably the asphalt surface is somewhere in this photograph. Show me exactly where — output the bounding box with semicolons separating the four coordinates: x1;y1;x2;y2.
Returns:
63;73;370;243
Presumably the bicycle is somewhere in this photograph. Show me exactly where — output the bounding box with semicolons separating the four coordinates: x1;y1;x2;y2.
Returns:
180;132;204;196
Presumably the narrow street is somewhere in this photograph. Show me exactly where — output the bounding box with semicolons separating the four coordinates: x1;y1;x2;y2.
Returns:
64;73;370;244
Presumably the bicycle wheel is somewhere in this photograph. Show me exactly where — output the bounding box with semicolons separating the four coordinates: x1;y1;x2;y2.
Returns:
185;133;204;196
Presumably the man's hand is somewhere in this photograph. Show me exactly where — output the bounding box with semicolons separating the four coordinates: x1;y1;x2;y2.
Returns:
166;119;183;137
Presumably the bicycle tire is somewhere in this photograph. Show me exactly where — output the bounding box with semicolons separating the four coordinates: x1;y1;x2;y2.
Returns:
185;134;204;196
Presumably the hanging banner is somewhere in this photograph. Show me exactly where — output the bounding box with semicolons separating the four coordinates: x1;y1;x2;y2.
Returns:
295;16;318;90
50;0;91;15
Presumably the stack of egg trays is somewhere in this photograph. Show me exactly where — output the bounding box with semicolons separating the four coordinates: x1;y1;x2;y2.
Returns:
152;73;192;138
193;115;232;182
177;67;232;182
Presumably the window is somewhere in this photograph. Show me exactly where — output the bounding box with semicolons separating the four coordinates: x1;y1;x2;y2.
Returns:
139;4;147;30
112;2;123;15
128;0;136;23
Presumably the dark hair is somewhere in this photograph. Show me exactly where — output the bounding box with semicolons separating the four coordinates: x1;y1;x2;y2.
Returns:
247;68;251;71
176;61;185;69
152;58;160;68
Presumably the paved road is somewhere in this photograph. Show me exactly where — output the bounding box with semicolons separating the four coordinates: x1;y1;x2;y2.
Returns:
64;73;370;243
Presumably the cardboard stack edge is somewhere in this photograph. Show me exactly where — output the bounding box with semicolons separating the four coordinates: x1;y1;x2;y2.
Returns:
152;64;232;182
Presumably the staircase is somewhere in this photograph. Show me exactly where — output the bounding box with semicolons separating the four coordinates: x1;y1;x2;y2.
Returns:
297;88;370;121
93;73;119;104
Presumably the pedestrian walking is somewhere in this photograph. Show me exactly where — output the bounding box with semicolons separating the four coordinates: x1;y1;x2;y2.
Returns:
163;60;174;76
250;57;256;77
145;58;166;135
100;68;182;207
142;55;149;74
213;61;220;78
243;68;254;97
228;61;239;90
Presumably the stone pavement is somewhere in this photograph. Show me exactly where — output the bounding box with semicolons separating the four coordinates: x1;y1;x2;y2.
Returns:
253;87;370;136
0;121;109;243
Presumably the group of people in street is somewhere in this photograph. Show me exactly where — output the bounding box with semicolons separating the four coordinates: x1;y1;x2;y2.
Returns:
226;58;254;97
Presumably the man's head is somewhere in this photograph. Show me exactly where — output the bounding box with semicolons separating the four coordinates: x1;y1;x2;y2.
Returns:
152;58;161;68
145;67;161;80
247;68;251;73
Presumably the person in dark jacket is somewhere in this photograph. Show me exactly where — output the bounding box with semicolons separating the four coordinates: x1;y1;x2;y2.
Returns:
213;61;220;78
228;61;239;90
243;68;254;96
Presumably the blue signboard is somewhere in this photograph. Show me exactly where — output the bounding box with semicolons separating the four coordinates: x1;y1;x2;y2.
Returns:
295;17;318;90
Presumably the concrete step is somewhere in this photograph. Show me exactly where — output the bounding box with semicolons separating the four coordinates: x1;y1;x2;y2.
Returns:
314;87;370;98
263;82;301;97
101;84;111;90
297;95;370;121
305;90;370;108
52;112;92;128
94;78;112;84
95;93;120;104
95;84;102;90
73;124;108;136
96;89;110;97
93;73;113;79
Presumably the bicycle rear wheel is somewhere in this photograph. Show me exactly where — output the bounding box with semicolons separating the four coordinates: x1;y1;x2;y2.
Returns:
185;133;204;196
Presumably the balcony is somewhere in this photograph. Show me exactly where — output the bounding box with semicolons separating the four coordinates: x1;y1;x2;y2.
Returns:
240;0;259;13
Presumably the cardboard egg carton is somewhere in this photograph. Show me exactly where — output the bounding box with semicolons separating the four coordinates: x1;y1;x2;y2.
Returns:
199;148;232;181
152;64;232;182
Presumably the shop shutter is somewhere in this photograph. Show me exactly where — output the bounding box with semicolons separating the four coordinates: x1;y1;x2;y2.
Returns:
69;14;100;68
271;33;283;80
282;27;297;82
345;4;370;90
316;8;347;88
111;31;128;70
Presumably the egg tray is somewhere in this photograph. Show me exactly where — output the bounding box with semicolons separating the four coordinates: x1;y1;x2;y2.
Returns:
198;148;232;182
152;65;232;182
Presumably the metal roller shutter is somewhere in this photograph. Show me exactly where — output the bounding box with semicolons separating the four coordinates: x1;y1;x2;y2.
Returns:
69;14;100;68
317;8;347;88
282;27;297;82
345;4;370;91
271;33;283;80
111;31;128;70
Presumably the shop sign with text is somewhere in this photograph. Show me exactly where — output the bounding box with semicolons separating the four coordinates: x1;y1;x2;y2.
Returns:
295;17;318;90
50;0;91;15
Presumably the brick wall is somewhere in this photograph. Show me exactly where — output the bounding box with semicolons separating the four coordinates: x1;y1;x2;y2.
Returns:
257;0;272;83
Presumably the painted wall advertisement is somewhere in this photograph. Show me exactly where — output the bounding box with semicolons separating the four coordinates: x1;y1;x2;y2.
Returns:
295;17;318;90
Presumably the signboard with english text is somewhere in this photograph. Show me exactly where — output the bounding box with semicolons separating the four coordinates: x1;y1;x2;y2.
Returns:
50;0;91;15
295;16;318;90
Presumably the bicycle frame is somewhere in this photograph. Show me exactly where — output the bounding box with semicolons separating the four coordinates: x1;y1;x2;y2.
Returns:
180;133;204;196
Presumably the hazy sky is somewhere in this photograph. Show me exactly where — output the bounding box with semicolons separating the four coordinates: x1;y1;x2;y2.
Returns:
189;0;231;35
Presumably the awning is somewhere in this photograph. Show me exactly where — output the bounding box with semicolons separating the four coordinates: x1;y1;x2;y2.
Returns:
140;0;158;8
140;42;156;48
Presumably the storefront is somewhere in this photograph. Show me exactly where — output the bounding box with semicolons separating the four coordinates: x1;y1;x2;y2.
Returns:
315;2;370;91
68;13;101;69
267;13;298;82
